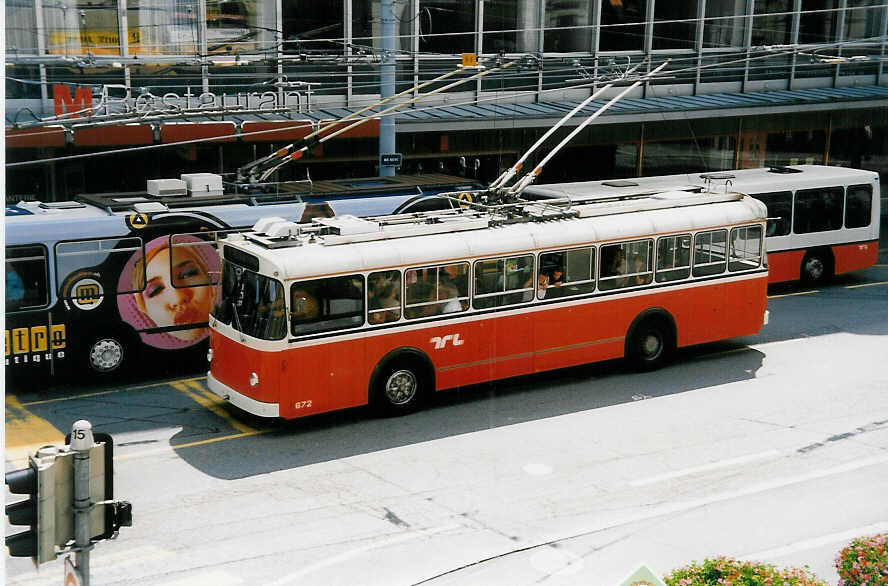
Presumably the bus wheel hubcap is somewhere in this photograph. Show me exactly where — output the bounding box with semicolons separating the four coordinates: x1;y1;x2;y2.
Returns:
385;370;417;405
642;333;662;359
90;339;123;372
805;258;823;280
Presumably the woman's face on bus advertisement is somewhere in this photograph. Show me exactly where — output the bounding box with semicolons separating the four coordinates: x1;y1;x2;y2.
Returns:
137;246;214;341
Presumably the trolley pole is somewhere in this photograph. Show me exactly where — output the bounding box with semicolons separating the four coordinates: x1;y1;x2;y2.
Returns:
71;420;95;586
379;0;397;177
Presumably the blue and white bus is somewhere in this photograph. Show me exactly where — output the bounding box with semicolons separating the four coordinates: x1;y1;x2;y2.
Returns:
4;173;480;387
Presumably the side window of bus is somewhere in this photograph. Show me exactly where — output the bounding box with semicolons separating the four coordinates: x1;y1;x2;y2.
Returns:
692;230;727;277
6;245;50;312
656;235;691;282
290;275;364;335
793;187;844;233
599;240;653;290
538;248;595;299
55;237;143;299
845;184;873;229
729;226;763;272
473;256;534;309
404;263;469;319
368;270;402;324
753;191;792;237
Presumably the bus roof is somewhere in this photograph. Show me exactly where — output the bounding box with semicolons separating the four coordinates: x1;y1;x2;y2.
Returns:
228;190;767;281
523;165;879;201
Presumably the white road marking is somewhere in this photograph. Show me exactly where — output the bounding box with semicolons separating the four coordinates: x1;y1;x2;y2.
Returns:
740;521;888;561
265;524;461;586
630;450;782;487
155;570;243;586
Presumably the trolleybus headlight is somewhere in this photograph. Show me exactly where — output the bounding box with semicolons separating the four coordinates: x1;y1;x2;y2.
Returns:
207;348;213;363
250;372;259;387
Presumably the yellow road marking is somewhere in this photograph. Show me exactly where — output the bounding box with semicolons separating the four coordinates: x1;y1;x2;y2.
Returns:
845;280;888;289
171;379;257;435
19;376;208;407
172;430;269;450
5;395;66;465
768;290;819;299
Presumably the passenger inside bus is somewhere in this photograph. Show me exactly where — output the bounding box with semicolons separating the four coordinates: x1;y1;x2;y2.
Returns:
368;275;401;324
5;263;25;305
628;254;652;286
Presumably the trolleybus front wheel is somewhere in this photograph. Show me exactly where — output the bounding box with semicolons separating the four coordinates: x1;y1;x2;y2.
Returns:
372;360;429;416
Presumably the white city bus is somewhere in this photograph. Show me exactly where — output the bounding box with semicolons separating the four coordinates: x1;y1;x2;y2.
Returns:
524;165;880;284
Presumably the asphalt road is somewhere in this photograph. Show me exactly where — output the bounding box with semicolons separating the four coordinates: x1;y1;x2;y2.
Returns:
5;242;888;586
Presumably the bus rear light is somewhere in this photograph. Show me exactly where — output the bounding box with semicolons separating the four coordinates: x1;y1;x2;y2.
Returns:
250;372;259;387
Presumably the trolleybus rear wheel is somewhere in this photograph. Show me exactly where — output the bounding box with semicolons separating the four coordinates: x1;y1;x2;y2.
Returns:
88;338;125;374
627;317;674;372
801;251;832;284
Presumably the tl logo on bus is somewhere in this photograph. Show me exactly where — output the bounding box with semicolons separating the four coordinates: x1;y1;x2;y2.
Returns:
5;325;67;366
431;333;464;350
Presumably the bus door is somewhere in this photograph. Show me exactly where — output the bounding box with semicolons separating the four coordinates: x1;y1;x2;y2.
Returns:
533;247;600;371
472;255;536;381
5;245;61;384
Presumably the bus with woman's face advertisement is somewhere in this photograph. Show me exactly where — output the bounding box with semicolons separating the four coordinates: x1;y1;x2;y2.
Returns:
4;173;480;388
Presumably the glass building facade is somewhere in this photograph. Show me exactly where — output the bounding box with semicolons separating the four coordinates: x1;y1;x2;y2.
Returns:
5;1;888;200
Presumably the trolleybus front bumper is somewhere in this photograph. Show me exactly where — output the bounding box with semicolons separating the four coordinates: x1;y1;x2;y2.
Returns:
207;372;280;418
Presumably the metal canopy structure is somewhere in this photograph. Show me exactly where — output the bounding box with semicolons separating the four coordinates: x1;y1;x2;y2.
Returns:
7;85;888;150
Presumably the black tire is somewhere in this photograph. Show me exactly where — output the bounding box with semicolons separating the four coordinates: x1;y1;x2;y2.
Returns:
372;361;428;416
85;337;126;375
627;317;674;372
800;251;832;285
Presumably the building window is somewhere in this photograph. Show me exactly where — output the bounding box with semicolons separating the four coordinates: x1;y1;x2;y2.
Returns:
44;0;121;56
484;0;540;53
703;0;747;48
600;0;647;51
799;0;839;44
544;0;593;52
844;0;885;40
752;0;793;46
653;1;696;50
419;1;476;54
283;0;344;55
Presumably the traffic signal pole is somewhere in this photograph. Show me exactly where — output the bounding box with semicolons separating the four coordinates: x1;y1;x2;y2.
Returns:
71;420;95;585
6;419;131;583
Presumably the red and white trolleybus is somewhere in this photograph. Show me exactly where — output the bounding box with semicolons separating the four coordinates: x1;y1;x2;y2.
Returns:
207;187;770;419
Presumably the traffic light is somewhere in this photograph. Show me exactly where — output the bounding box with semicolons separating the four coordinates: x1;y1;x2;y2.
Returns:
5;446;61;564
5;466;37;557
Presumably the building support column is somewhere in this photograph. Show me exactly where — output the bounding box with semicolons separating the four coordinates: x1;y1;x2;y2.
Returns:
379;0;397;176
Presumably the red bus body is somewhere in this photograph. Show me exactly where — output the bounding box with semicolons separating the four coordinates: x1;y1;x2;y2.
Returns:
208;189;770;419
210;272;767;419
